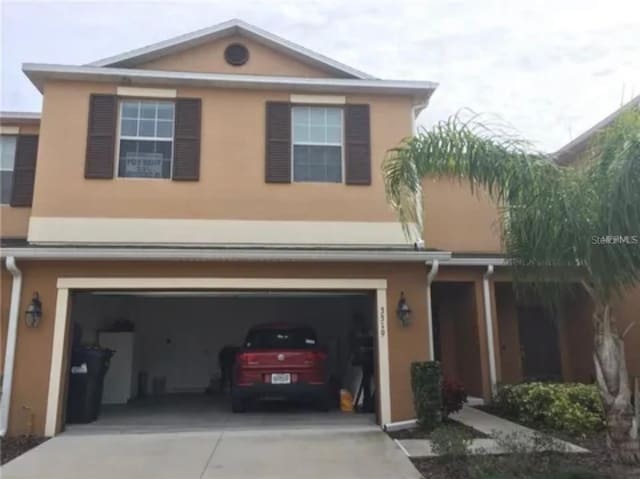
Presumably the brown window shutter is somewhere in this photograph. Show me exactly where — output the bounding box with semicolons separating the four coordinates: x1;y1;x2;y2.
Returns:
265;102;291;183
10;135;39;207
85;94;117;179
345;104;371;185
173;98;202;181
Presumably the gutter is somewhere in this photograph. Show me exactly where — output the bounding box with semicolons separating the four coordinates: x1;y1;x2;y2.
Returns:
426;260;440;361
482;265;498;397
426;257;507;266
22;63;439;96
0;246;451;263
1;257;22;437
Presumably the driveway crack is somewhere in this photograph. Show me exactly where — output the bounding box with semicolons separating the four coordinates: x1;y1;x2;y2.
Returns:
199;430;224;479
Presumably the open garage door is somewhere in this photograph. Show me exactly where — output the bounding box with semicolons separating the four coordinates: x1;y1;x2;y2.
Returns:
60;288;381;433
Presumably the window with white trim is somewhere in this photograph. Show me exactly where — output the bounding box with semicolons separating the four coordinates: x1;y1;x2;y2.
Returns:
118;100;175;178
292;106;343;183
0;135;17;204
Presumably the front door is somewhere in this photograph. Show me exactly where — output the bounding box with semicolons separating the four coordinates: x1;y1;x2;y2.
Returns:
517;306;562;381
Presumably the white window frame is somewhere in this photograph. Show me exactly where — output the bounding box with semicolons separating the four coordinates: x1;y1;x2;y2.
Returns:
115;99;175;180
290;106;345;184
0;134;17;204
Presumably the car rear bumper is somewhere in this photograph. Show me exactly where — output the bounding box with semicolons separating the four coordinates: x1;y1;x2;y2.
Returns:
232;382;328;401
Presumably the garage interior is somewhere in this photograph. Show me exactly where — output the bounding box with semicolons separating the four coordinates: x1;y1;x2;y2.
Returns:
63;290;377;432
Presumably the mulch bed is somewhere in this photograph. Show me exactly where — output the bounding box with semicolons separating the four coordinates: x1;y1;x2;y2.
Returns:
1;436;48;465
465;405;640;479
388;418;487;440
410;451;624;479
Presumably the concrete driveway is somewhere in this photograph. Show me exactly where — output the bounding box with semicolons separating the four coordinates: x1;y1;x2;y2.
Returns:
0;425;421;479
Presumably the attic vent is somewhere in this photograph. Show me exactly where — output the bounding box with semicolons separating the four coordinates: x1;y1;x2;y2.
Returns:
224;43;249;66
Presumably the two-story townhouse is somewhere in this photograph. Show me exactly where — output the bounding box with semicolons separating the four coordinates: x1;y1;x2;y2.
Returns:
0;19;636;439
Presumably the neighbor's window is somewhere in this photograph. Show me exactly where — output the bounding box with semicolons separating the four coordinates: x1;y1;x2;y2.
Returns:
292;106;343;183
118;100;175;179
0;135;17;204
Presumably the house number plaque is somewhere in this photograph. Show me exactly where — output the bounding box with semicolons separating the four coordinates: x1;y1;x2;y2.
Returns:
379;306;386;337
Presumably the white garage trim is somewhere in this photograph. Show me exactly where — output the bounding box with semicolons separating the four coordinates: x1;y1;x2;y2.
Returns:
45;277;391;435
56;277;387;290
45;288;70;436
375;289;391;425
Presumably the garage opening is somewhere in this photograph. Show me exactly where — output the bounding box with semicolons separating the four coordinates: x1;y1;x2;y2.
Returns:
63;289;378;432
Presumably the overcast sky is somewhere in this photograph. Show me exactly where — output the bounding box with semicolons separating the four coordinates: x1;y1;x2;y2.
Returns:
1;0;639;151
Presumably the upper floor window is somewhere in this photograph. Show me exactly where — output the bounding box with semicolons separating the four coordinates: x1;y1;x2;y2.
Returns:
118;100;175;179
0;135;17;204
292;106;343;183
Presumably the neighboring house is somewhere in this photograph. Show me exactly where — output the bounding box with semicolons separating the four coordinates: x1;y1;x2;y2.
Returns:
0;19;635;438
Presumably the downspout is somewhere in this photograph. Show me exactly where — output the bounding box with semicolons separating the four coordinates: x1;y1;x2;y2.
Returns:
482;265;497;398
1;257;22;437
426;260;440;361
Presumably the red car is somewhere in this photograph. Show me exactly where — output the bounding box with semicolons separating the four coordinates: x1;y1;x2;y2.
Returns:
231;323;330;412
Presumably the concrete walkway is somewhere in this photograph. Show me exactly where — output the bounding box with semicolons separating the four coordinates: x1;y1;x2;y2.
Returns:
396;405;589;458
1;425;422;479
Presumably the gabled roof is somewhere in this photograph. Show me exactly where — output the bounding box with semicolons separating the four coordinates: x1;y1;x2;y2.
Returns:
554;95;640;165
87;18;374;80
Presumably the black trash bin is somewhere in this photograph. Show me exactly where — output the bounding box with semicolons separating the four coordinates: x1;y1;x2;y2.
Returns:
66;347;114;424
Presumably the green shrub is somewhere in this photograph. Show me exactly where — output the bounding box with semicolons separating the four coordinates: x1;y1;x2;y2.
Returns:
495;382;605;435
411;361;442;430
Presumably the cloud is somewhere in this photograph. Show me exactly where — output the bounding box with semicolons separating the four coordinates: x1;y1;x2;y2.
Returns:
1;0;638;151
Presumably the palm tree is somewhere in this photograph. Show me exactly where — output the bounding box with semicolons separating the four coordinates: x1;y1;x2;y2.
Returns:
383;107;640;464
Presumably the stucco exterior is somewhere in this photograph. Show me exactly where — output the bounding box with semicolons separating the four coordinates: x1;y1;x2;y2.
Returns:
137;34;336;78
0;118;39;238
2;19;637;440
31;81;411;224
2;260;434;436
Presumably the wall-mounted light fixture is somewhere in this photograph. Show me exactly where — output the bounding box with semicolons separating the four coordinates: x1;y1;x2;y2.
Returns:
396;291;412;327
25;292;42;328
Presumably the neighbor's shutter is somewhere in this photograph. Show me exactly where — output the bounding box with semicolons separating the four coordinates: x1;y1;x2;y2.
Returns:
173;98;202;181
345;104;371;185
85;94;117;179
10;135;39;207
265;102;291;183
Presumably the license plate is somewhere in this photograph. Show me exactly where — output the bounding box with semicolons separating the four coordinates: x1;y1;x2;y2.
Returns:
271;373;291;384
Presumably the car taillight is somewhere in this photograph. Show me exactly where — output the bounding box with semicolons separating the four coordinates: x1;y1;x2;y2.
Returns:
304;351;327;363
237;352;259;365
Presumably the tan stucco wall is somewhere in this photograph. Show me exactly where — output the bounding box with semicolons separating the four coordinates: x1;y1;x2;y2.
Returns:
137;34;335;78
422;178;502;253
0;121;39;239
0;206;31;238
2;260;430;436
32;80;410;224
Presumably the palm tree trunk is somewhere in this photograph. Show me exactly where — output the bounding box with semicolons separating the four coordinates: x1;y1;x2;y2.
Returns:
593;302;640;465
